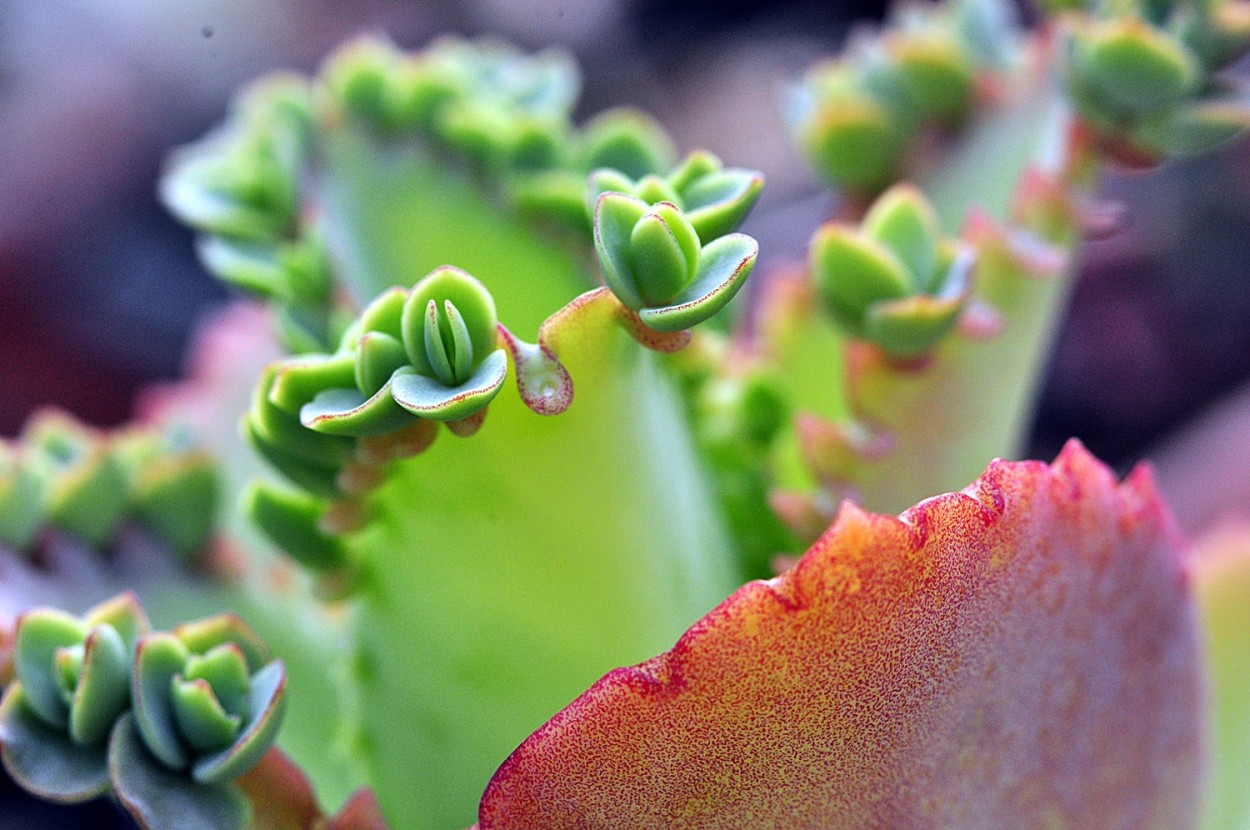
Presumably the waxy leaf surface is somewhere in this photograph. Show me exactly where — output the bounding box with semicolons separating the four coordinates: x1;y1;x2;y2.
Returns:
480;442;1204;830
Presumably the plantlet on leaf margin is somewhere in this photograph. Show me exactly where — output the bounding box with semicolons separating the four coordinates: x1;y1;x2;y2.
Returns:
810;183;973;359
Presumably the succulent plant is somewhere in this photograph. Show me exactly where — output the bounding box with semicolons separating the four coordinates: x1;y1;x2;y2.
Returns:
0;594;147;802
6;3;1250;830
810;183;972;357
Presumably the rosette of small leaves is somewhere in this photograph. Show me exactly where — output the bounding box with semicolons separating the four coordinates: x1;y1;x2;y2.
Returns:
1058;0;1250;160
586;150;764;244
320;36;681;235
593;189;760;333
112;615;286;830
810;183;973;358
321;36;579;175
245;266;506;491
786;0;1021;194
0;594;148;802
161;76;338;352
0;412;219;561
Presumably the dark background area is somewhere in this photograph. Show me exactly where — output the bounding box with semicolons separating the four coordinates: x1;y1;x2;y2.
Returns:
2;0;1248;823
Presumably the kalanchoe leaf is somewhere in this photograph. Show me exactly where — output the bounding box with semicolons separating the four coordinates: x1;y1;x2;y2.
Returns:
629;202;701;307
243;419;344;499
172;677;243;754
810;183;972;356
110;712;249;830
579;108;676;179
390;349;509;421
243;480;349;572
191;661;286;786
1077;18;1199;120
132;454;220;559
174;616;270;674
134;633;194;769
479;444;1203;829
400;266;500;383
269;354;359;413
0;685;111;802
67;625;130;746
14;610;88;728
300;384;416;437
593;191;651;311
636;233;758;333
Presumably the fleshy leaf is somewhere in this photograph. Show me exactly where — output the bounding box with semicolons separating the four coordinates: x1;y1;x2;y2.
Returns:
14;609;87;729
636;233;757;333
68;624;130;746
390;348;508;421
0;685;110;802
300;385;415;437
243;480;349;572
110;712;249;830
192;660;286;786
480;443;1203;829
133;633;193;769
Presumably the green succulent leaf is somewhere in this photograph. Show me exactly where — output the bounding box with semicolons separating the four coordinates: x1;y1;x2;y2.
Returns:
268;354;358;414
110;712;249;830
133;457;220;559
637;233;758;333
243;419;344;499
300;384;416;438
172;678;242;755
862;184;941;290
68;624;130;747
811;226;913;335
83;593;150;653
1081;18;1199;119
134;633;194;770
593;191;651;310
682;168;764;242
400;266;500;383
191;660;286;786
580;108;676;179
629;202;701;307
14;610;87;729
0;447;45;551
174;617;270;675
390;348;509;420
243;480;348;572
0;685;111;803
354;332;409;396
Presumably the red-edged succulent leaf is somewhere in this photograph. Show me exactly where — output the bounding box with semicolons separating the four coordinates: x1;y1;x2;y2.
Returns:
479;441;1204;830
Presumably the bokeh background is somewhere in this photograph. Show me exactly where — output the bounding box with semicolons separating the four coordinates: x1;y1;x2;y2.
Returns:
2;0;1248;823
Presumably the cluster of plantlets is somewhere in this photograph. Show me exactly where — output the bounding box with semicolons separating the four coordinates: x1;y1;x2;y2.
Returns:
0;594;283;826
3;0;1250;829
0;411;217;563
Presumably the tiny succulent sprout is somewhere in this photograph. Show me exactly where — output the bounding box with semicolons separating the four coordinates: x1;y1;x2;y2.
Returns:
24;413;130;549
594;193;759;333
586;150;764;244
115;615;286;830
1058;3;1250;160
0;594;148;802
811;183;973;357
286;266;506;445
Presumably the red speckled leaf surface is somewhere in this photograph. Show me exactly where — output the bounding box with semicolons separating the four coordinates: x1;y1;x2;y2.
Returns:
479;441;1204;830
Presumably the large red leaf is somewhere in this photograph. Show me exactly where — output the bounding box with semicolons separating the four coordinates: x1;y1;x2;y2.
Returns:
479;441;1204;829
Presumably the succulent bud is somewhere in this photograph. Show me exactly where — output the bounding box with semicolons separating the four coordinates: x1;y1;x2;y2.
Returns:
594;193;758;332
1057;3;1250;162
586;150;764;243
0;594;148;801
126;616;284;787
811;184;972;357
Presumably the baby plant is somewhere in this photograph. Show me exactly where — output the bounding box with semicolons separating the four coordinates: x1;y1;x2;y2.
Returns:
3;1;1250;828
